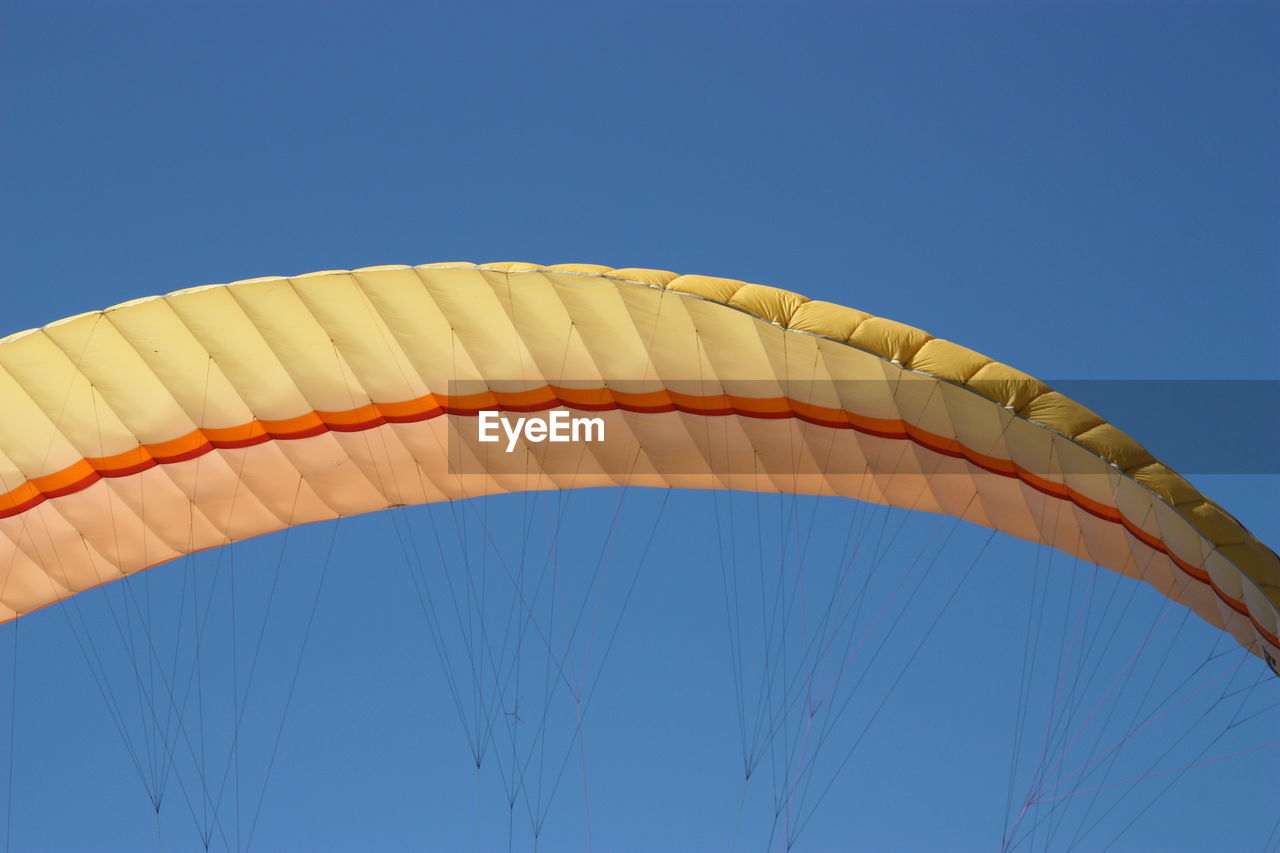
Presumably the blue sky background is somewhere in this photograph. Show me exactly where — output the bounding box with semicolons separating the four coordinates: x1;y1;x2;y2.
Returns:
0;2;1276;851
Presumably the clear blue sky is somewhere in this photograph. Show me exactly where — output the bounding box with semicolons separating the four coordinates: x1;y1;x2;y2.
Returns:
0;2;1276;851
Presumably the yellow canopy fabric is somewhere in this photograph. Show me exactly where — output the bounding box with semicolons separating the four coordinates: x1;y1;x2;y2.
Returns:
0;263;1275;668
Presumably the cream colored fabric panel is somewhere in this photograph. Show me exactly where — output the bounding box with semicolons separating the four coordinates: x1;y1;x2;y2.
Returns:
746;311;823;401
103;453;223;555
815;338;904;423
276;431;388;516
614;411;719;487
967;457;1044;544
0;323;140;463
166;284;313;422
228;278;370;414
419;267;539;394
292;272;429;404
543;271;661;388
42;312;195;450
1237;565;1279;638
359;267;485;392
0;509;84;614
54;473;156;574
0;365;88;481
0;446;31;514
160;447;278;542
326;426;425;509
107;297;256;431
482;270;595;385
683;296;786;397
934;380;1020;462
223;441;333;527
618;285;721;397
1000;420;1062;494
1;488;123;605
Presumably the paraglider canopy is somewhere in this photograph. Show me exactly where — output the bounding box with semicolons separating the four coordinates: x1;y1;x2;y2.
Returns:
0;262;1275;670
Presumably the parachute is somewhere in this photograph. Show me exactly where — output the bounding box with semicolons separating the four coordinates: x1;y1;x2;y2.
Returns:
0;262;1276;672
